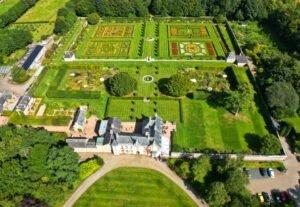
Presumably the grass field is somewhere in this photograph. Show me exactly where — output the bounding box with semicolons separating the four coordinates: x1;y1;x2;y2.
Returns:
17;0;69;22
9;23;54;41
74;168;197;207
0;0;19;15
173;99;268;153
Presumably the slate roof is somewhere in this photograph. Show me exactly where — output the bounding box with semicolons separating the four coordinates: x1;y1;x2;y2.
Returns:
22;45;44;70
108;117;121;133
0;92;13;113
66;138;87;148
0;66;12;74
236;55;248;64
73;108;86;128
64;51;74;59
16;93;32;112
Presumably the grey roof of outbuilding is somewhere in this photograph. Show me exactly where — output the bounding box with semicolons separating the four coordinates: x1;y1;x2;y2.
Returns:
66;138;87;148
108;117;122;133
236;55;248;64
74;109;86;127
22;45;44;70
16;93;32;111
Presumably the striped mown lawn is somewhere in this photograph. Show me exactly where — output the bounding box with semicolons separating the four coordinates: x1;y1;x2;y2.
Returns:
106;99;180;122
173;99;268;153
74;168;197;207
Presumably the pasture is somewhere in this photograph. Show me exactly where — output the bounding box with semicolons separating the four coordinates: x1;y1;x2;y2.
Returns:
17;0;69;22
74;168;197;207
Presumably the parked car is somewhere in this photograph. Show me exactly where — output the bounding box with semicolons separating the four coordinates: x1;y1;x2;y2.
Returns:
262;192;270;203
267;168;275;178
259;168;267;176
280;191;287;202
272;191;281;203
282;191;292;202
257;193;264;203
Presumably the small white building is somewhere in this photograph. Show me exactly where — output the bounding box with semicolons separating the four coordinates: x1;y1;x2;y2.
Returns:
64;51;75;62
226;51;236;63
72;107;87;131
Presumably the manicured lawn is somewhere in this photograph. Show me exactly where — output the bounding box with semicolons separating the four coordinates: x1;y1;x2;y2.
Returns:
284;117;300;133
0;0;19;15
17;0;69;22
173;99;268;153
106;98;180;122
74;167;197;207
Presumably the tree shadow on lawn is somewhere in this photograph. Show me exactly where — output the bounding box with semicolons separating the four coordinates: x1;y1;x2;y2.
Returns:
244;133;261;153
157;78;169;95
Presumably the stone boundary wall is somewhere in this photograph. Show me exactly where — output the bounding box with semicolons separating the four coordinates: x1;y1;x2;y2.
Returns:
170;152;287;162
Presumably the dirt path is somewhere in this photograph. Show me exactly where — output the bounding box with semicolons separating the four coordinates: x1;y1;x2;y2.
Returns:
64;153;208;207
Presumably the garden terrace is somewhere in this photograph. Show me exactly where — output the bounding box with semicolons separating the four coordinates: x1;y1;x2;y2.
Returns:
73;19;235;60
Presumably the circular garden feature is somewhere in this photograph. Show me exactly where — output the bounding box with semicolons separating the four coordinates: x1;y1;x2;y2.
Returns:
142;75;154;83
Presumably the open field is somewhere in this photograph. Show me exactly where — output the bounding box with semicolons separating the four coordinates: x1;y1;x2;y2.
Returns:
74;167;197;207
0;0;19;15
17;0;69;22
9;23;54;41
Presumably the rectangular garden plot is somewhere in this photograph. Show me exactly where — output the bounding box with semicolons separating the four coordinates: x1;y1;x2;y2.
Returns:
170;41;216;57
83;41;131;58
94;25;134;38
169;25;208;38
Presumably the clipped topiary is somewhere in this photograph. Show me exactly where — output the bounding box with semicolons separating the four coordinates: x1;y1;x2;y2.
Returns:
87;13;100;25
107;72;137;96
163;74;194;97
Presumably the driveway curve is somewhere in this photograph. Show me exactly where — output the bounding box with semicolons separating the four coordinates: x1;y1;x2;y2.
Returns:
64;153;208;207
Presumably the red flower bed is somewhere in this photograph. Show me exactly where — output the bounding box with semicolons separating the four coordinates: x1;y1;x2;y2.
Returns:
208;49;215;56
172;42;177;49
206;42;213;49
172;48;178;55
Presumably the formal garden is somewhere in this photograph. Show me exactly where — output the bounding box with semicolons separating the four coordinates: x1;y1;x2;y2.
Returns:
72;19;233;60
74;167;197;207
26;59;276;154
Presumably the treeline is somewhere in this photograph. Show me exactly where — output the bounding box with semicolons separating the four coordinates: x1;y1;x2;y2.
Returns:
74;0;269;20
0;29;32;63
0;126;79;206
0;0;39;28
267;0;300;54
